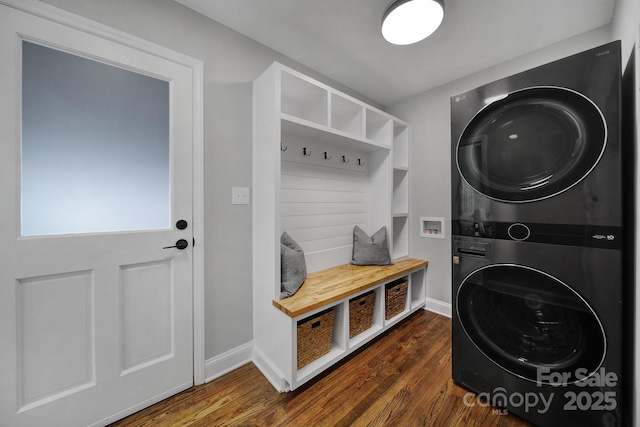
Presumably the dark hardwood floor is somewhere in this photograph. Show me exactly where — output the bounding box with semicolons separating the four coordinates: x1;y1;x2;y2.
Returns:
110;310;532;426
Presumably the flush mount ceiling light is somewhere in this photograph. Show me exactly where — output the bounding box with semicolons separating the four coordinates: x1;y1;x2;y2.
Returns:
381;0;444;45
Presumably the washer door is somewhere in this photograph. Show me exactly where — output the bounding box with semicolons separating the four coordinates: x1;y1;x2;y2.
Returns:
456;87;606;202
457;264;605;384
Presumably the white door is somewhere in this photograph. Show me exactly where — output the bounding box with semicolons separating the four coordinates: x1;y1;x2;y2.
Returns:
0;5;196;427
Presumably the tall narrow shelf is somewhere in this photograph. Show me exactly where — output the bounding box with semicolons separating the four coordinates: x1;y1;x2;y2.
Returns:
393;168;409;215
392;121;410;259
253;62;418;392
392;215;410;259
393;122;409;169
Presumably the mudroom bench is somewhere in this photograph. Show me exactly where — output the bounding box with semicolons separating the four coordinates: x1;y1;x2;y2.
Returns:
264;258;427;391
252;62;422;392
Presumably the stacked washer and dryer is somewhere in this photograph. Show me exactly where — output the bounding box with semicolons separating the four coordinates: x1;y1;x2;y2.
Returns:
451;41;627;426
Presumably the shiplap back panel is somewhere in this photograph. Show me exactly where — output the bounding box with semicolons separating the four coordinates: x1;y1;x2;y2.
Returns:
280;138;368;272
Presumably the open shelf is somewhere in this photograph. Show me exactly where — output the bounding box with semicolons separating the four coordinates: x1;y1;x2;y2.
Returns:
281;71;328;126
296;302;346;377
383;276;410;327
393;122;409;169
392;216;409;260
348;287;384;349
392;168;409;215
410;269;426;310
349;323;383;349
392;120;409;264
365;108;393;144
296;346;345;383
281;115;391;152
383;297;411;327
330;93;364;137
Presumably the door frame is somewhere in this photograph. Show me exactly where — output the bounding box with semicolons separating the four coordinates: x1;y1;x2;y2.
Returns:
634;23;640;427
0;0;206;386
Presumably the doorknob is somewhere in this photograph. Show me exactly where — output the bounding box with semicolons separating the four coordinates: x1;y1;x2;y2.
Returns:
163;239;189;250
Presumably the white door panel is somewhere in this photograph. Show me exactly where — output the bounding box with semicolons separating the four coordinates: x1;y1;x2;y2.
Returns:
0;4;196;426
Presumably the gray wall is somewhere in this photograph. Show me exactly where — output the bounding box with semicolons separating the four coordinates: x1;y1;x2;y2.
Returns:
611;0;639;66
39;0;381;360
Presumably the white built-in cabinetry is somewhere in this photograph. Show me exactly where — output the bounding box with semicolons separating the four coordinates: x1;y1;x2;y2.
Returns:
252;62;416;391
392;122;410;259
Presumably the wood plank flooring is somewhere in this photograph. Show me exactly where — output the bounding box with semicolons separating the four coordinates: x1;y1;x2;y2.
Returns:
109;311;533;427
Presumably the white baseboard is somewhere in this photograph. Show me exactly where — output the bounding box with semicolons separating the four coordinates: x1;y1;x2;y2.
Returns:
425;297;452;318
204;341;253;383
202;304;452;390
252;347;290;392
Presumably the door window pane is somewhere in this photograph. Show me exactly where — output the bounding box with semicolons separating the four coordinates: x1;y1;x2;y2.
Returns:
21;41;170;236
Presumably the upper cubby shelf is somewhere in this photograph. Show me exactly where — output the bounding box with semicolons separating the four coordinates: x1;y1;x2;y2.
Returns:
281;71;328;126
366;109;392;144
278;65;401;152
331;93;364;137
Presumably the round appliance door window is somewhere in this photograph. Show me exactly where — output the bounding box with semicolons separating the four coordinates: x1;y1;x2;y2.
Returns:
456;264;605;384
456;87;606;202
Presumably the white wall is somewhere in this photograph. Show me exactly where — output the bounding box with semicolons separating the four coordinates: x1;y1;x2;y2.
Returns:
38;0;381;366
387;26;612;309
611;0;640;67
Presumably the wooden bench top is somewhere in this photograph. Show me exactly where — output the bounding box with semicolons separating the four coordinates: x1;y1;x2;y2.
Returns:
273;257;428;318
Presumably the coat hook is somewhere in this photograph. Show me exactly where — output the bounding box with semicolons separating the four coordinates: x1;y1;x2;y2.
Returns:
303;147;312;157
358;158;365;166
342;155;350;164
324;151;332;160
281;142;287;151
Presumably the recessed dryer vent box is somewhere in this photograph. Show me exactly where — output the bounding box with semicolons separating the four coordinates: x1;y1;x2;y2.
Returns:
420;217;445;239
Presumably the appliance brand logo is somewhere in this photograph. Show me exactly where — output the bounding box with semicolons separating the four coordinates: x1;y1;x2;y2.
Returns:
595;49;610;57
592;234;615;241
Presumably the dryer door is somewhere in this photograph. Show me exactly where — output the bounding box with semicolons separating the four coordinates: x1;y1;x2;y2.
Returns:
456;264;605;384
456;87;606;202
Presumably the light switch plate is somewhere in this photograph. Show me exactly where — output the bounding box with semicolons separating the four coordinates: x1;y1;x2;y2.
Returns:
232;187;250;205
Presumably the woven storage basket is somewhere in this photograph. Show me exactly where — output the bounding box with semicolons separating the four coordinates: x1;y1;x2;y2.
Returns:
297;307;335;369
385;279;408;320
349;290;376;338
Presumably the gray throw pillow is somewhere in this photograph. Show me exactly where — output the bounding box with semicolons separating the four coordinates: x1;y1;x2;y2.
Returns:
280;232;307;298
351;225;393;266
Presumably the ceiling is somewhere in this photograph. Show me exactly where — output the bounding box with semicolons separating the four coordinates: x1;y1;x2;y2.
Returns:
175;0;616;106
